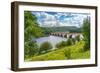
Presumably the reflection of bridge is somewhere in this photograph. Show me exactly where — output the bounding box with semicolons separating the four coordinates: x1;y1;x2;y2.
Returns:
50;32;83;39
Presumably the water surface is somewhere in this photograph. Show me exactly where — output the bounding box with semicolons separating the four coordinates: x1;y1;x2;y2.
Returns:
35;35;67;48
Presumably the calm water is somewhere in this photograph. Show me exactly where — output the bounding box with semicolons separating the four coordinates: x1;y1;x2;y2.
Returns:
35;35;67;49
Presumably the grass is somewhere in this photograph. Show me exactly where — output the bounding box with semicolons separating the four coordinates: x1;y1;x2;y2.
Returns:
25;41;90;61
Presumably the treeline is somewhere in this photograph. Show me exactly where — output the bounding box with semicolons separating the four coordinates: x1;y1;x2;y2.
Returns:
41;26;81;35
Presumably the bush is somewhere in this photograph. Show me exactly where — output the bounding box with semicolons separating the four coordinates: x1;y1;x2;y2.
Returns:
56;38;74;49
69;35;72;38
24;41;39;58
66;38;72;46
71;38;76;45
39;41;52;54
83;41;90;51
75;35;80;42
56;41;67;48
64;34;67;38
70;50;90;59
63;48;71;59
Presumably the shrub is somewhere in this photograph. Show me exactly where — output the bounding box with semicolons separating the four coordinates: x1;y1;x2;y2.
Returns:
64;34;67;38
56;38;73;49
66;38;72;46
39;41;52;54
71;38;76;45
75;35;80;42
63;48;71;59
83;41;90;51
70;50;90;59
56;41;67;48
24;41;39;58
69;35;72;38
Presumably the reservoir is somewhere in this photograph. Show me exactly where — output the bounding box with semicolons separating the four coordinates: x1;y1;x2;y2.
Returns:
35;35;67;48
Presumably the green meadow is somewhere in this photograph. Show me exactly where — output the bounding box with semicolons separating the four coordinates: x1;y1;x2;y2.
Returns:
25;41;90;61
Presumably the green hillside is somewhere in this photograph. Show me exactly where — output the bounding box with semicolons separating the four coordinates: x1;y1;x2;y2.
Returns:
42;26;81;33
26;41;90;61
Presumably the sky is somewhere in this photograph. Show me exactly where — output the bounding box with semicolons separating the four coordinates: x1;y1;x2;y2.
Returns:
32;11;90;27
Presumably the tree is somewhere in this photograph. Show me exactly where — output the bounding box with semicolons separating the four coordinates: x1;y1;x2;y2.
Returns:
82;17;90;50
75;35;80;42
24;11;44;58
66;38;72;46
39;42;52;54
24;41;39;58
24;11;44;41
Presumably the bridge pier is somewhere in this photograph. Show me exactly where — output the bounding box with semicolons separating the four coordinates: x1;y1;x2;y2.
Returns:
50;32;83;40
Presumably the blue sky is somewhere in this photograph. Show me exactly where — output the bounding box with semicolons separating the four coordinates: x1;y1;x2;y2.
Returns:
32;11;90;27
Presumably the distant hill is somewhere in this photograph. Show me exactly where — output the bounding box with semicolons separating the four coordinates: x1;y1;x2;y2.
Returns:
41;26;81;33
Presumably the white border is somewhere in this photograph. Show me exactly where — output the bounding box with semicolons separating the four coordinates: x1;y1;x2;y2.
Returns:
18;5;96;68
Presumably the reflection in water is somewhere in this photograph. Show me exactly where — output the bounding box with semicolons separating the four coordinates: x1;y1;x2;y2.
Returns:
35;35;67;48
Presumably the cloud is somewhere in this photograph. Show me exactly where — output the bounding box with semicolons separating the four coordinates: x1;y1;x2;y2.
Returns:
32;11;90;27
40;12;58;27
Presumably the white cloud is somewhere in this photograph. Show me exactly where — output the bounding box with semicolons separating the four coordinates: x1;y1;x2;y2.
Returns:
38;12;58;27
32;11;90;27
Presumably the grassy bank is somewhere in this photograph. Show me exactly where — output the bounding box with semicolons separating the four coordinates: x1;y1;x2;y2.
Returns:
25;41;90;61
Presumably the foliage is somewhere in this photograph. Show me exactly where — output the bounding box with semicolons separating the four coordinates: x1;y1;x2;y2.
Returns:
66;38;73;46
56;41;67;48
24;11;44;41
64;34;67;38
26;41;90;61
56;38;76;49
39;42;53;54
63;48;71;59
24;41;39;58
29;51;67;61
42;26;81;33
24;11;44;59
82;17;90;51
70;50;90;59
71;38;76;45
75;35;80;42
69;35;72;38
